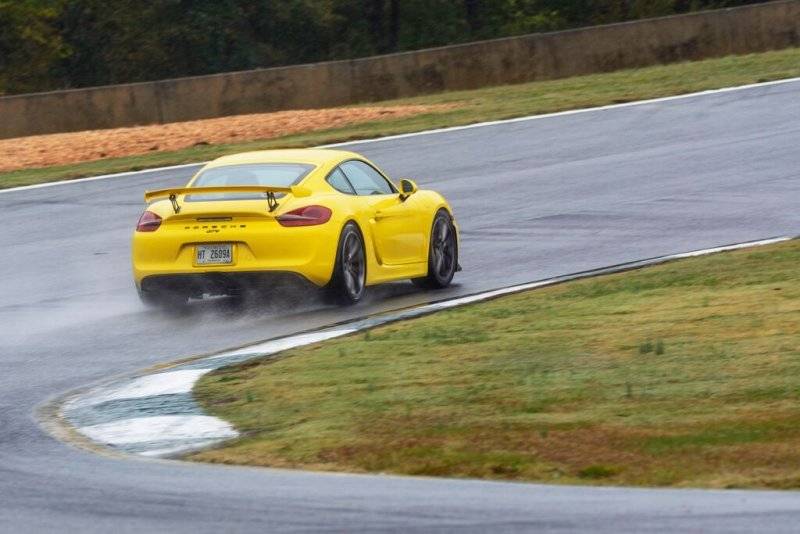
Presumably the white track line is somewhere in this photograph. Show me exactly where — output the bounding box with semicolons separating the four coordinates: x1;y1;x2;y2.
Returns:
1;162;204;194
372;237;792;312
322;76;800;148
4;76;799;195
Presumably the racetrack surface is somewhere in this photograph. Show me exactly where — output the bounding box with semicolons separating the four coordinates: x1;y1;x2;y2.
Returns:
1;80;799;532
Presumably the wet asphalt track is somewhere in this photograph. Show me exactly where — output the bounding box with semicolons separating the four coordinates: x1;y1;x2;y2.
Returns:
1;80;800;532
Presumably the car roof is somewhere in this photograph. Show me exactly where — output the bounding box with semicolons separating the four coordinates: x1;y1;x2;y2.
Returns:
204;149;360;168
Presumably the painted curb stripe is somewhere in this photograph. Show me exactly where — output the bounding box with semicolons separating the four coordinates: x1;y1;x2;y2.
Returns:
4;76;799;195
79;415;237;446
207;328;360;359
69;369;212;407
61;236;792;458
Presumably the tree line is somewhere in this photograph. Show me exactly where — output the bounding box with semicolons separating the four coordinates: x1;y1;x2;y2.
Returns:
0;0;770;95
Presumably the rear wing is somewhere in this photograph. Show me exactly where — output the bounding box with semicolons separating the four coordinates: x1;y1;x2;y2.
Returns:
144;185;311;214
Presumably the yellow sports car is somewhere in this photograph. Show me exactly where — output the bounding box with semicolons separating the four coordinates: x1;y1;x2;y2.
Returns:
132;149;459;307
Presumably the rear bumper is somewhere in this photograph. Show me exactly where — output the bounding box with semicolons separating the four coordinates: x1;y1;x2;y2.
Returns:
139;271;319;297
132;221;341;288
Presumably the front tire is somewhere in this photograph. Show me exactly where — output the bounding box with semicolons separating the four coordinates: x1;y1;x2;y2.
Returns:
413;210;458;289
325;222;367;305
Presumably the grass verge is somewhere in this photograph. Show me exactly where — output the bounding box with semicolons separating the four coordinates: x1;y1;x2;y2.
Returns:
3;47;800;190
191;239;800;489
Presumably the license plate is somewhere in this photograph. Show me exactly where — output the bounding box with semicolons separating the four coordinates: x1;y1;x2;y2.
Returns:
196;244;232;265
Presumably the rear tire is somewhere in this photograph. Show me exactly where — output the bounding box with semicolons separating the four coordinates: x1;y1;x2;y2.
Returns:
412;210;458;289
325;222;367;305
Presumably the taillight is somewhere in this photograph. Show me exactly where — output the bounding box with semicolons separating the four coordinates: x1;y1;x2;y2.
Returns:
136;210;162;232
276;205;332;227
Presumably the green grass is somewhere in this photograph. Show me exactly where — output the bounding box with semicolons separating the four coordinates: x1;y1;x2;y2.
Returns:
3;47;800;189
191;239;800;489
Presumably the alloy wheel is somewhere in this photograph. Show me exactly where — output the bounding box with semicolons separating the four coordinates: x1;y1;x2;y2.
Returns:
431;217;456;280
342;232;365;299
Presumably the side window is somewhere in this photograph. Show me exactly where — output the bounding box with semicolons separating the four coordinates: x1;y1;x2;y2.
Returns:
327;167;355;194
340;160;395;196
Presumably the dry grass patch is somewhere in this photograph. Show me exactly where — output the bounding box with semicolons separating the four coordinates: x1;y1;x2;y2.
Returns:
191;240;800;488
0;104;452;172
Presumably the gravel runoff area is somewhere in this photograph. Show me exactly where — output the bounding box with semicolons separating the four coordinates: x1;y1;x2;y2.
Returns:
0;104;452;172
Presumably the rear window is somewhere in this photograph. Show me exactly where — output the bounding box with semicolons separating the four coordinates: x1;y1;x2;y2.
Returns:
188;163;314;201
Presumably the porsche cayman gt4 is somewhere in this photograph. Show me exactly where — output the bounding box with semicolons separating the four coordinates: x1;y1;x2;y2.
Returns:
132;149;459;307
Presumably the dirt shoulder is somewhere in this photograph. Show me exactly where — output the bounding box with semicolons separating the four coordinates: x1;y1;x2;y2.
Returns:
0;104;451;172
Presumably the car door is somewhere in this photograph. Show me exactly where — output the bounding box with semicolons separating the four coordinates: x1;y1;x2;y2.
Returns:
339;160;427;266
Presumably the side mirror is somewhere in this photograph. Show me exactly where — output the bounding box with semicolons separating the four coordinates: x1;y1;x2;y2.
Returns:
399;178;418;199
